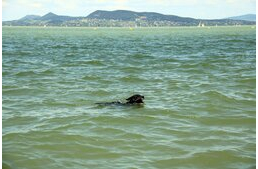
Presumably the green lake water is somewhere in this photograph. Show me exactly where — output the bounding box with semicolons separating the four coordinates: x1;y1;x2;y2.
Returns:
2;26;256;169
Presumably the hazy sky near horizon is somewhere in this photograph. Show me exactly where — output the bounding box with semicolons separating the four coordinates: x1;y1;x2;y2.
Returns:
2;0;256;21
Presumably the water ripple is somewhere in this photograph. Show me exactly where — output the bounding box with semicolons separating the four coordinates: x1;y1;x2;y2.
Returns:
2;27;255;169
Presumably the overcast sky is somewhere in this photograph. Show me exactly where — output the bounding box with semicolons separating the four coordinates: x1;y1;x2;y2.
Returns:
2;0;256;21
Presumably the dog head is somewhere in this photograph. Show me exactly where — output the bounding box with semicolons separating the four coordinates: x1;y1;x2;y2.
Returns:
126;94;144;104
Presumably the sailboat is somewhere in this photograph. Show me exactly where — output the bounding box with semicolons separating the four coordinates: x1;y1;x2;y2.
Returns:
198;21;205;27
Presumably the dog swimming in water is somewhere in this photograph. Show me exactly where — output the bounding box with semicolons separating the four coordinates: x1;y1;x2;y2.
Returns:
95;94;144;106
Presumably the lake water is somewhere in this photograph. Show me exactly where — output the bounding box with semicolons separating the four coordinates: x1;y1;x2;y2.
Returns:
2;26;256;169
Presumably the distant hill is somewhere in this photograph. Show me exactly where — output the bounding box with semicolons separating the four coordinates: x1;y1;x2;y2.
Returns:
227;14;256;22
87;10;142;21
39;12;77;23
87;10;195;22
40;12;60;20
2;10;256;27
19;15;41;20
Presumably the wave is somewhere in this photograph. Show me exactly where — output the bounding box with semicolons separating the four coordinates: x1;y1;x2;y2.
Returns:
151;149;254;169
129;53;153;59
119;76;148;83
42;99;79;107
14;69;56;77
3;87;46;96
2;161;12;169
200;90;240;104
40;69;55;75
87;89;112;97
61;60;106;68
15;71;37;77
237;77;256;85
120;66;146;73
200;90;256;106
82;75;101;81
80;60;106;66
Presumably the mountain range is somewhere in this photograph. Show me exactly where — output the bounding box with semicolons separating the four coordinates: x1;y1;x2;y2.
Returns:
2;10;256;27
226;14;256;22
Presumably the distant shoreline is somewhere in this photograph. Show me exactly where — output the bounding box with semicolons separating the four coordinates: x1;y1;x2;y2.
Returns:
3;10;255;27
2;25;256;28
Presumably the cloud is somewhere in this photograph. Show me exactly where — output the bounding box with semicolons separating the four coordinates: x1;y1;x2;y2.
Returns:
2;0;9;7
16;0;45;8
30;2;43;8
226;0;255;4
149;0;199;6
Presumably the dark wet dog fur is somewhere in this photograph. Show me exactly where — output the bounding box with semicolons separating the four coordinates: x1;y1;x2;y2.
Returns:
95;94;144;106
125;94;144;104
